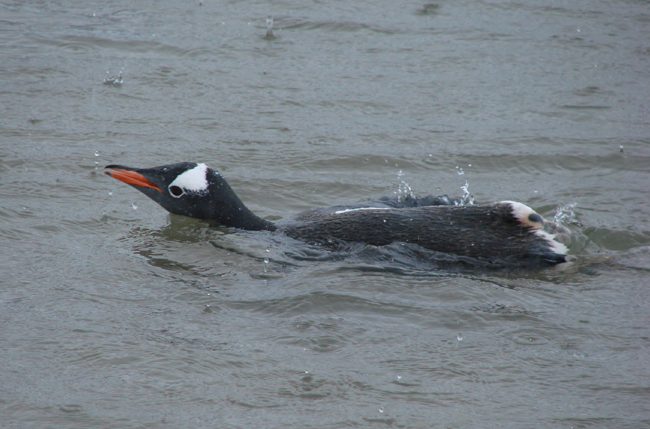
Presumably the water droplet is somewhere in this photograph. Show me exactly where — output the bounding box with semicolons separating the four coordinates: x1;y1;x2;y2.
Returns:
554;202;577;225
378;407;384;413
304;370;309;374
393;170;414;202
265;16;275;38
108;191;113;196
132;203;138;210
94;151;99;157
619;145;624;153
103;71;123;85
457;333;464;341
263;258;269;273
396;375;402;380
460;181;474;204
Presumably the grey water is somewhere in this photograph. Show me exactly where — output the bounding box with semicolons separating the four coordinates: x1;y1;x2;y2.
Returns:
1;1;649;428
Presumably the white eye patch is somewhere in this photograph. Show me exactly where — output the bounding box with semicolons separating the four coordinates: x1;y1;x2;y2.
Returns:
168;163;209;197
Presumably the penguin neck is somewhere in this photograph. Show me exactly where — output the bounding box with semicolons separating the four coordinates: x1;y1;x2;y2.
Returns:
220;201;276;231
209;177;276;231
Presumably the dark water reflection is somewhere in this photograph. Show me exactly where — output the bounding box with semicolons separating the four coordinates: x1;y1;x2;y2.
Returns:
1;0;649;428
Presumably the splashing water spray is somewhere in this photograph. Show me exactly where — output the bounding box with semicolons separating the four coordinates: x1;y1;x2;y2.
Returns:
265;16;275;39
395;170;414;203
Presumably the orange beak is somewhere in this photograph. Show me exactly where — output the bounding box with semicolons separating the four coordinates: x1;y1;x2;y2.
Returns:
104;167;162;192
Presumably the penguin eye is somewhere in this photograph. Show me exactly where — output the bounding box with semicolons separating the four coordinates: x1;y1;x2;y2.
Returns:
168;185;185;198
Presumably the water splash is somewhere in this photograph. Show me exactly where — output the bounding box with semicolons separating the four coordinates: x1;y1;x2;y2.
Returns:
554;202;577;225
417;4;439;14
103;70;123;86
104;63;126;86
394;169;414;202
459;181;474;205
264;16;276;39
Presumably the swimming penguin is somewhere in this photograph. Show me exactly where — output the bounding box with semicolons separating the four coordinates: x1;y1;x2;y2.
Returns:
105;162;571;267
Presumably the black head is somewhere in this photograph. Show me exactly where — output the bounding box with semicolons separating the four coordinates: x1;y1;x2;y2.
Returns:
105;162;273;231
105;162;218;219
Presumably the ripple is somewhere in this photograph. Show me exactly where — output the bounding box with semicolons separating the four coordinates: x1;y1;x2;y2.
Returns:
506;328;552;346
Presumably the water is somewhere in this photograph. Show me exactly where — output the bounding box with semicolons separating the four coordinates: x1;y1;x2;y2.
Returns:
2;0;649;427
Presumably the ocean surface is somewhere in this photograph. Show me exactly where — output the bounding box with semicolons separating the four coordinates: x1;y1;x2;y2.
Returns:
1;0;649;427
